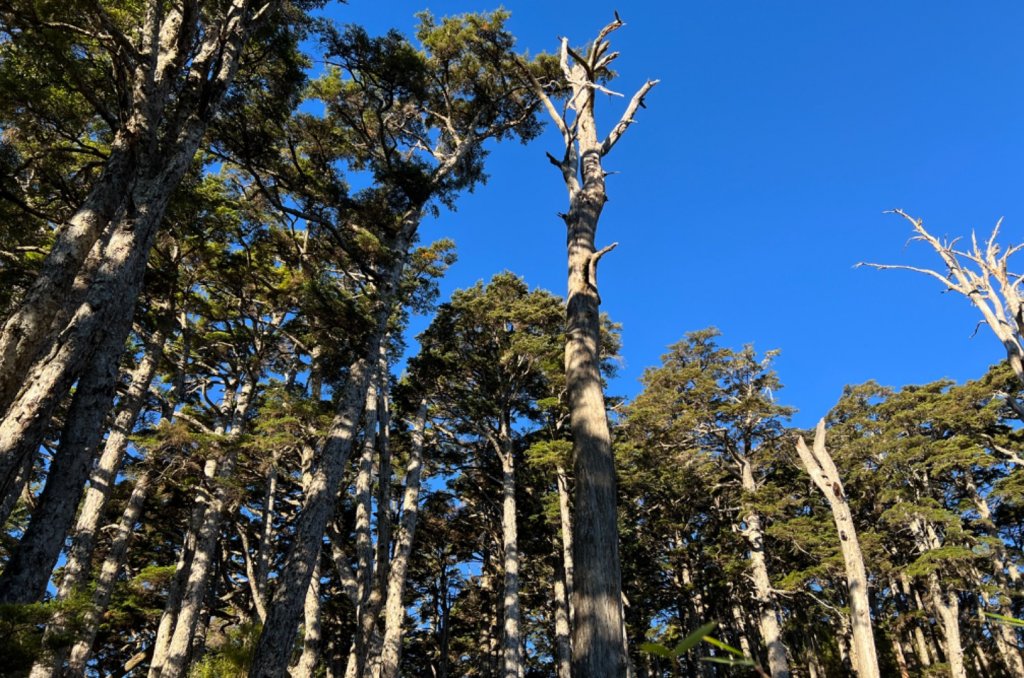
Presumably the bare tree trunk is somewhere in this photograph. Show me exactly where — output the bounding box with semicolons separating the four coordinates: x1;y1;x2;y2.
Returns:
497;426;523;678
65;470;154;676
522;18;657;676
344;378;381;678
737;460;790;678
291;558;323;678
553;555;573;678
796;422;880;678
0;305;133;604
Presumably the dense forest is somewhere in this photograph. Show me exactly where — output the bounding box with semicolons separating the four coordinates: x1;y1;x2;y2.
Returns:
0;2;1023;677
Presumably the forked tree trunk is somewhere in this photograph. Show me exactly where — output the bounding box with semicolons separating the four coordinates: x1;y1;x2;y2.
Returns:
372;402;427;678
795;421;880;678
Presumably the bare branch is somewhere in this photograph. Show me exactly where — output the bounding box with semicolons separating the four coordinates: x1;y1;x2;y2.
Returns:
601;79;659;156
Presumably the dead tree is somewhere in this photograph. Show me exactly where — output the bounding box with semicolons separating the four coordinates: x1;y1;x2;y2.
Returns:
520;15;657;677
795;420;880;678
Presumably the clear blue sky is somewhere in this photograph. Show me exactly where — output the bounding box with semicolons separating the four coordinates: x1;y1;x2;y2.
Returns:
331;1;1024;426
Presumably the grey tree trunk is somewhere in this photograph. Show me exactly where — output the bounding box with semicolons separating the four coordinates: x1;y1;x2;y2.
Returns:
497;425;523;678
344;377;381;678
249;340;381;677
556;465;574;628
739;460;790;678
553;554;573;678
157;381;256;678
373;402;427;678
522;18;657;677
909;517;966;678
0;303;133;604
0;0;277;492
28;328;166;676
291;558;323;678
66;470;154;676
796;421;880;678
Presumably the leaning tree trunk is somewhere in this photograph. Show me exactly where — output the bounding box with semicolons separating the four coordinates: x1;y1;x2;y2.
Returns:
0;0;279;492
738;459;790;678
66;470;154;676
28;327;167;677
521;17;657;676
0;304;135;604
796;421;880;678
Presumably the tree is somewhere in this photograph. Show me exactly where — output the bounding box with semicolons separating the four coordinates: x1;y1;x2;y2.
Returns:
519;15;658;676
413;273;564;678
795;420;880;678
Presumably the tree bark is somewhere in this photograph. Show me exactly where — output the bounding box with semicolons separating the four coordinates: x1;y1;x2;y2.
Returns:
739;459;790;678
373;402;427;678
795;421;880;678
65;470;154;676
497;423;523;678
344;377;381;678
522;19;657;676
0;303;133;604
291;558;323;678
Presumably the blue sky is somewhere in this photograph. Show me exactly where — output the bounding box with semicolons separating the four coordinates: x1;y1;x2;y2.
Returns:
331;1;1024;426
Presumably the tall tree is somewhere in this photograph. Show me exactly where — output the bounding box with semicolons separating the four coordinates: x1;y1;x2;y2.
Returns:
519;15;657;676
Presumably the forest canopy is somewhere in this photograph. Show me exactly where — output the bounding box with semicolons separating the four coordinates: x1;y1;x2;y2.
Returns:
0;2;1022;678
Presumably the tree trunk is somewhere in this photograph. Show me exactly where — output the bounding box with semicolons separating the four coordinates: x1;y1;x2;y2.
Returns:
553;554;573;678
157;381;256;678
0;305;132;604
556;465;574;628
497;425;523;678
927;573;966;678
291;558;323;678
344;377;381;678
249;215;419;677
65;470;154;676
796;422;880;678
739;460;790;678
523;21;656;676
372;402;427;678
